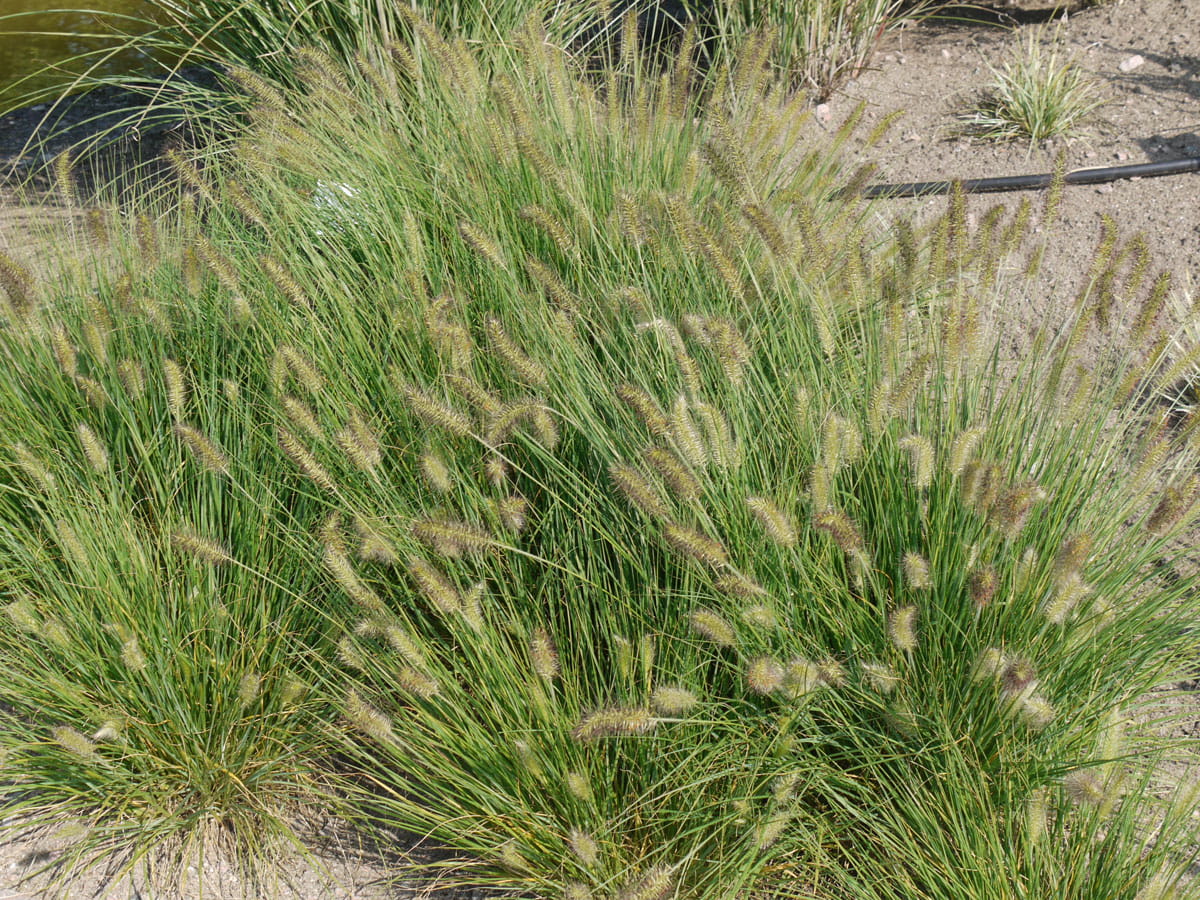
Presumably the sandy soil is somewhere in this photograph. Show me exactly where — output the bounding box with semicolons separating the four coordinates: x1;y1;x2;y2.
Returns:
838;0;1199;352
1;0;1198;895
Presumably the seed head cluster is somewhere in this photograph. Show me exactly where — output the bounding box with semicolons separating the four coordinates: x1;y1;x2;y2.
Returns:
689;609;738;648
650;685;699;715
571;706;656;741
888;605;918;654
664;522;729;568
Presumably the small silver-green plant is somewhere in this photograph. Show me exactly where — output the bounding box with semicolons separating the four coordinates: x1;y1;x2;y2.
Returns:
962;25;1105;142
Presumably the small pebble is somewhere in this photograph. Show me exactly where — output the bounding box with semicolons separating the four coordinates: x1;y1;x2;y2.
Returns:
1116;151;1129;160
815;103;832;124
1096;184;1114;194
1119;54;1145;73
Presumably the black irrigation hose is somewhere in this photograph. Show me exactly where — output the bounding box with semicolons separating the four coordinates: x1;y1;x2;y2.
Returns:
851;155;1200;199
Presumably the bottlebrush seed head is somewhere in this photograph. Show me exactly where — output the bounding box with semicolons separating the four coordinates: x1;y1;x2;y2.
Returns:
174;424;231;476
486;316;548;387
401;384;472;438
740;604;778;628
902;552;931;590
746;496;797;547
411;517;493;558
1000;657;1037;696
419;450;453;492
817;658;847;688
77;423;108;474
643;446;700;500
3;599;39;633
617;865;674;900
898;434;934;491
238;672;261;707
118;359;146;400
973;647;1007;682
688;609;738;648
571;706;656;741
1064;770;1106;807
530;627;559;680
279;396;321;441
969;565;998;609
163;358;188;422
888;605;918;654
1053;533;1094;582
746;656;785;694
650;685;699;715
406;555;462;616
755;810;791;851
568;829;599;867
279;345;324;395
398;666;440;699
862;661;900;694
813;509;865;556
610;462;669;519
670;396;708;469
74;376;107;410
121;637;147;672
49;322;78;379
171;529;232;566
715;572;768;599
52;726;99;762
949;425;985;478
325;545;385;612
484;454;508;487
664;522;729;568
345;689;394;743
1043;571;1090;626
277;427;337;492
783;658;823;699
355;518;398;564
566;771;594;802
1146;479;1198;535
1019;694;1056;730
458;219;507;271
12;443;55;492
497;494;529;533
992;480;1046;536
616;383;670;437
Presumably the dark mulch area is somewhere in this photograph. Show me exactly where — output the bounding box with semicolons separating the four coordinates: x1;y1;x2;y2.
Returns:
0;67;220;199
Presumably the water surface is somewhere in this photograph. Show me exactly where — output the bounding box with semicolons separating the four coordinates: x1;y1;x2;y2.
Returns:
0;1;160;104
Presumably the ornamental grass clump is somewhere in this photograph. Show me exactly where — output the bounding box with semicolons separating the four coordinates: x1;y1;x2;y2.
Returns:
698;0;932;99
961;25;1105;143
0;11;1198;900
0;293;338;890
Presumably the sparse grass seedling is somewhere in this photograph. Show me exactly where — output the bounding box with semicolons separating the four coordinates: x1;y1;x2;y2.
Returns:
961;25;1105;143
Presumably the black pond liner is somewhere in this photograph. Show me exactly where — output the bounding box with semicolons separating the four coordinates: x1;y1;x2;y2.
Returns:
846;155;1200;199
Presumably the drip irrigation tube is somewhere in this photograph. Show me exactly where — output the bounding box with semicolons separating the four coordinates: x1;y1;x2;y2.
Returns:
852;155;1200;199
